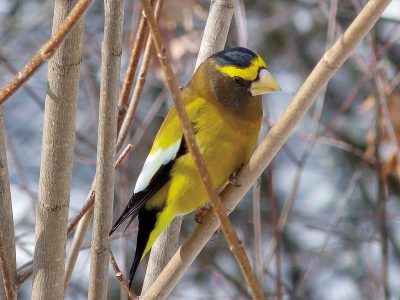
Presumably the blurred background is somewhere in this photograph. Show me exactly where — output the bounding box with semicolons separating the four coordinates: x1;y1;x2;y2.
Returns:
0;0;399;299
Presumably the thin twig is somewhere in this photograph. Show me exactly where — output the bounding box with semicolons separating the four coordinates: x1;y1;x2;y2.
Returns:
368;32;392;300
295;171;362;294
0;50;44;109
64;200;94;293
266;164;281;300
64;145;132;291
265;1;339;278
110;250;138;300
252;180;263;282
208;258;251;298
263;165;302;270
0;0;93;104
325;24;400;132
17;144;133;289
130;88;168;150
117;0;155;131
68;144;132;235
116;0;163;151
5;132;37;205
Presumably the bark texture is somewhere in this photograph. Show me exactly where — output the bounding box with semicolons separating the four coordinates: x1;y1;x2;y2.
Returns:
88;0;125;298
31;0;85;298
0;109;16;300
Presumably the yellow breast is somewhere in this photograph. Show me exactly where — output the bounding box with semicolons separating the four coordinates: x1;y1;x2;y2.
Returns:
166;98;262;214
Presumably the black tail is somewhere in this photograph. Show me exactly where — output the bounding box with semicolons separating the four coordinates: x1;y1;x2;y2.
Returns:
109;190;153;236
128;207;158;288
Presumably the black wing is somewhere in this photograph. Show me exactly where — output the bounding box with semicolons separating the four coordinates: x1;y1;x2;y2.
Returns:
109;138;187;235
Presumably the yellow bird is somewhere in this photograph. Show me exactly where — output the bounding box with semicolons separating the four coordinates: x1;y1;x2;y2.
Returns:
110;47;280;286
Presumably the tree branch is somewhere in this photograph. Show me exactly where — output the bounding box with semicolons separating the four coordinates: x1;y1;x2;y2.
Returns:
117;0;155;131
0;109;16;299
88;0;125;298
116;0;164;152
31;0;86;297
0;0;93;104
110;250;138;300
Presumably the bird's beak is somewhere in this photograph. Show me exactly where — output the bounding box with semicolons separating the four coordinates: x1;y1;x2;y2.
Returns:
249;69;281;96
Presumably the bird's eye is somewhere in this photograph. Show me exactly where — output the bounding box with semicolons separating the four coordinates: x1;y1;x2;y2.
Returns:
232;76;246;87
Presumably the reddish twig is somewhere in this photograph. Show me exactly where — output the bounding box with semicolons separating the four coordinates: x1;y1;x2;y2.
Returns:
0;50;44;109
16;144;133;288
110;250;138;300
116;0;163;151
68;144;133;235
117;0;156;131
0;0;93;104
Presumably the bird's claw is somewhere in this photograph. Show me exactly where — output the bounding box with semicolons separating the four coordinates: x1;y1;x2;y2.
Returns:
229;173;241;187
194;206;210;224
194;207;220;238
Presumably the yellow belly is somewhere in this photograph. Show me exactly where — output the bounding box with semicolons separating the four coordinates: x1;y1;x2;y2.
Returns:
166;107;259;214
141;99;261;258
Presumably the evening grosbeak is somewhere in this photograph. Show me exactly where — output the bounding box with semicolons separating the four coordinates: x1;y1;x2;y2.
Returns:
110;47;281;286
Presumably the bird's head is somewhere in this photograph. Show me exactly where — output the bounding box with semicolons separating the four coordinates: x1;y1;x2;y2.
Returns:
193;47;281;111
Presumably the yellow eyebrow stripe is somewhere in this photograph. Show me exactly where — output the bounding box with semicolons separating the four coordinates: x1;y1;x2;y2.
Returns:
215;55;267;81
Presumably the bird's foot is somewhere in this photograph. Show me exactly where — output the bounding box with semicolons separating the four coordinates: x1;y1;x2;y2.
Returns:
229;172;241;187
194;206;210;224
194;207;220;238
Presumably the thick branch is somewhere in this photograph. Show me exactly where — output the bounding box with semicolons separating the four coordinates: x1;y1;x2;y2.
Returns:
0;109;16;299
88;0;125;298
142;0;391;297
17;145;132;289
31;0;85;298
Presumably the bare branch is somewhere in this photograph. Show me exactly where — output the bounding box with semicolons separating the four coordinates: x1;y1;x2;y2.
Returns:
31;0;86;298
88;0;125;298
296;171;362;294
116;0;164;152
0;109;16;299
64;145;132;292
117;0;155;130
110;250;138;300
0;0;93;104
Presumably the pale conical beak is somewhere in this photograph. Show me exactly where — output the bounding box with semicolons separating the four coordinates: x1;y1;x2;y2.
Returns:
249;69;281;96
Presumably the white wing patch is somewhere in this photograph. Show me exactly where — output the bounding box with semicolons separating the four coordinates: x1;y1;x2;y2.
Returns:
134;140;182;193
